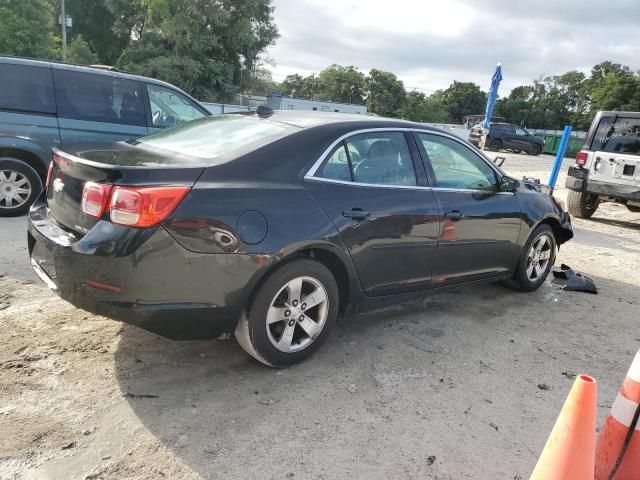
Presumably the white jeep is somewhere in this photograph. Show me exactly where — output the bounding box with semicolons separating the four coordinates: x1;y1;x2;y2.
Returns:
566;111;640;218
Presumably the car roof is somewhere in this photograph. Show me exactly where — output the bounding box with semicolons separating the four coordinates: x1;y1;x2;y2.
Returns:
0;55;201;105
263;110;439;131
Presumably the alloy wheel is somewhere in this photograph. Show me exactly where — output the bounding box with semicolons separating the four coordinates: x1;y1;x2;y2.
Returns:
266;276;329;353
0;170;32;209
526;234;553;282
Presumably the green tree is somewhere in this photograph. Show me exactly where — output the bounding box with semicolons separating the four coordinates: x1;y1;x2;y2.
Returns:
442;81;486;123
588;61;640;114
366;69;406;117
111;0;279;101
400;90;452;123
316;65;366;104
0;0;59;59
66;0;127;65
66;34;99;65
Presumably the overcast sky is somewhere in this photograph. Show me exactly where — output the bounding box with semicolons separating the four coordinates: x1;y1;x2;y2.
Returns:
266;0;640;96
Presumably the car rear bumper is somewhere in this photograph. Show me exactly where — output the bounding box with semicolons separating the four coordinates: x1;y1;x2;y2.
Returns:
27;196;270;340
566;166;640;201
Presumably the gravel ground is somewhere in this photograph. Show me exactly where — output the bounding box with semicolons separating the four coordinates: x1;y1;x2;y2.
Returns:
1;152;639;479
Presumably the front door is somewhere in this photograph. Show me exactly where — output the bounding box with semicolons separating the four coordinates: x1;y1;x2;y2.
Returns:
305;130;440;296
415;132;522;285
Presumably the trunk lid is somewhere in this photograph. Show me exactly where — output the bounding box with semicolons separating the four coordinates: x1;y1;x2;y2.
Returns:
47;141;205;236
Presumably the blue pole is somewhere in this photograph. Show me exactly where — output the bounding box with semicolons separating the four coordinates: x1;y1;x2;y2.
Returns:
548;125;573;193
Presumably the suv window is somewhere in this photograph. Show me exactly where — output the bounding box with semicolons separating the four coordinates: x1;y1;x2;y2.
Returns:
147;83;207;128
591;115;640;156
418;133;497;191
318;132;417;186
0;64;55;114
53;70;146;126
515;127;528;136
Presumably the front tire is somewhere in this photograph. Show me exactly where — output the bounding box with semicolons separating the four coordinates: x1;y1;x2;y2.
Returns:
530;144;542;156
567;190;600;218
235;259;339;367
0;159;43;217
506;225;557;292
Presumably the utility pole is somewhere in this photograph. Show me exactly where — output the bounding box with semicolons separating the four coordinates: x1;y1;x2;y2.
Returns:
61;0;67;62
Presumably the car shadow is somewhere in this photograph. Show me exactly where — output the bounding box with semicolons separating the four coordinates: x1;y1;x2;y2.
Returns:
587;216;640;232
112;278;608;478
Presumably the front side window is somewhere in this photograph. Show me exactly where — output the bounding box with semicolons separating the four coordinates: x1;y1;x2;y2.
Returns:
317;132;417;186
0;64;55;114
53;70;146;126
418;133;497;191
515;127;528;136
147;84;207;128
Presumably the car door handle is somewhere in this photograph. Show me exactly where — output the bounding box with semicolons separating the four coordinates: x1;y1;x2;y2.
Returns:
342;208;370;221
444;210;464;220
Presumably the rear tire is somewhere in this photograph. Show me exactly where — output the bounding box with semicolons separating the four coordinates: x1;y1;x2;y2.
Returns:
530;144;542;156
489;138;502;151
0;158;43;217
504;224;556;292
235;259;339;367
567;190;600;219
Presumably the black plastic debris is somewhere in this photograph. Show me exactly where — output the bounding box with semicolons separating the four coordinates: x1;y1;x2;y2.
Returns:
552;264;598;294
565;273;598;294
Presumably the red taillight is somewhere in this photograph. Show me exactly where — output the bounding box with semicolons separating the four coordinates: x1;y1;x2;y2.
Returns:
576;151;588;166
45;160;53;188
109;186;190;228
81;182;112;218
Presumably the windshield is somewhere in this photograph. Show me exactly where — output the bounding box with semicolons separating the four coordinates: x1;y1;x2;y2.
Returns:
133;115;292;160
591;115;640;155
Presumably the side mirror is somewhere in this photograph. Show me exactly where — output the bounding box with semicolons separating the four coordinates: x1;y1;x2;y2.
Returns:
500;175;517;192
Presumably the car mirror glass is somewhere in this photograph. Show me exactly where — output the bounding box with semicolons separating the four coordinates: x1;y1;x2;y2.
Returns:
500;175;517;192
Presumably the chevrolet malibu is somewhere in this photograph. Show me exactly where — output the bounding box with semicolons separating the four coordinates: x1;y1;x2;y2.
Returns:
28;110;573;367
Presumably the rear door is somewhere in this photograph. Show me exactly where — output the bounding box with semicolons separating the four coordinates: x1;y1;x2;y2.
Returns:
588;114;640;190
304;130;440;296
414;132;522;285
52;69;148;146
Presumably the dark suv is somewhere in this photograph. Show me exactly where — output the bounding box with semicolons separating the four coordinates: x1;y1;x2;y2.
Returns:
0;57;210;216
469;122;545;156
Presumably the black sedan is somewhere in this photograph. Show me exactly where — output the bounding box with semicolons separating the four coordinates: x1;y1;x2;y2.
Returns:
28;110;572;367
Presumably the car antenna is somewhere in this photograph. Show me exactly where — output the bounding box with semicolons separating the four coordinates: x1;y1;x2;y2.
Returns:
256;105;274;118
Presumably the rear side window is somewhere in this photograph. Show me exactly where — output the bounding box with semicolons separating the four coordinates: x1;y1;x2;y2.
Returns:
53;70;146;126
591;116;640;156
0;64;55;114
317;132;417;186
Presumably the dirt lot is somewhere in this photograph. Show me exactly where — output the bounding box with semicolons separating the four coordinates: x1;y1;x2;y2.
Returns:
1;152;639;479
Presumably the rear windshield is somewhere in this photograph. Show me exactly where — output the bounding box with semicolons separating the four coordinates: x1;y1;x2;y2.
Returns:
133;115;292;160
591;115;640;155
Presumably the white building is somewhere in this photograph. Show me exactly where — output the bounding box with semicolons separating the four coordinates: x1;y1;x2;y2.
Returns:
267;94;367;115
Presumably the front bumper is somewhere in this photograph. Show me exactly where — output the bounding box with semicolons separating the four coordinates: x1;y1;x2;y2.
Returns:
28;197;268;340
566;166;640;201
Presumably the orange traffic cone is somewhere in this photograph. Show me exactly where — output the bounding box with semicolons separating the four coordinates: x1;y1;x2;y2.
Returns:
530;374;597;480
595;350;640;480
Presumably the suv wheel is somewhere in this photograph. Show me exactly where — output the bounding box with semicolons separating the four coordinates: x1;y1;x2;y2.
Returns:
567;190;600;219
0;159;43;217
235;259;339;367
489;138;502;151
530;144;542;156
